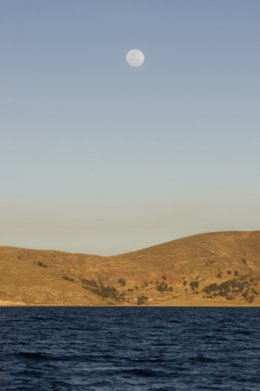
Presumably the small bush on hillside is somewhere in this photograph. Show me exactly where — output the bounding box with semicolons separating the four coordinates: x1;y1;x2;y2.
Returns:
156;282;173;292
137;295;148;305
81;279;98;288
118;278;126;286
203;283;218;295
36;261;48;268
189;280;199;291
63;275;74;282
92;285;125;302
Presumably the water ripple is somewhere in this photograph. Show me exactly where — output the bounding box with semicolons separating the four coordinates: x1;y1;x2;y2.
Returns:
0;307;259;390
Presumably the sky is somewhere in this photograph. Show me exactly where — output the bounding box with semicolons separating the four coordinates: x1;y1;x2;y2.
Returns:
0;0;259;255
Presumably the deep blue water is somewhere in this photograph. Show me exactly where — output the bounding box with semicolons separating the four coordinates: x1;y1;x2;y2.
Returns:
0;307;259;391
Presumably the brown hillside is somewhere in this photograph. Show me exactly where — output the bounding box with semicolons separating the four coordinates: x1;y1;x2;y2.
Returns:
0;231;259;306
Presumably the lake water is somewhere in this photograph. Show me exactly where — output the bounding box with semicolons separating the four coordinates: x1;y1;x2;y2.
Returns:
0;307;259;390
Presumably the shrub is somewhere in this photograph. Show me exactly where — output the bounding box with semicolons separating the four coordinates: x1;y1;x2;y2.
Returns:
118;278;126;286
137;295;148;305
92;285;125;302
81;279;98;288
156;282;173;292
63;275;74;282
203;278;256;303
157;282;167;292
189;280;199;291
81;279;125;302
203;283;218;295
36;261;47;268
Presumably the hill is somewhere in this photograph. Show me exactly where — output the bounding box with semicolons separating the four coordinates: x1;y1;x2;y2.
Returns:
0;231;259;306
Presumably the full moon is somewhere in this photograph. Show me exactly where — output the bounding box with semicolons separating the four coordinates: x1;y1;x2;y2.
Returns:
126;49;145;67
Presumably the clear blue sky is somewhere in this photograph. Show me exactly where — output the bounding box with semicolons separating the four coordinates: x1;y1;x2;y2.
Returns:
0;0;259;254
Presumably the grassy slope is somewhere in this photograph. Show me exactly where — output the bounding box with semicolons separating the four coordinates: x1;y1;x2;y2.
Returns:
0;231;259;306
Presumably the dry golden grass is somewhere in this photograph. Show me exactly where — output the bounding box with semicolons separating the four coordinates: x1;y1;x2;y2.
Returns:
0;231;259;306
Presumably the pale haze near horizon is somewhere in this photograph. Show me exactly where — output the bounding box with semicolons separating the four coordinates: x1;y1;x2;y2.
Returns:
0;0;259;255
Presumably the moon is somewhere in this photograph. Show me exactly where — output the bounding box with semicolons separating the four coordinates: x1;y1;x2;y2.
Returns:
126;49;145;67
